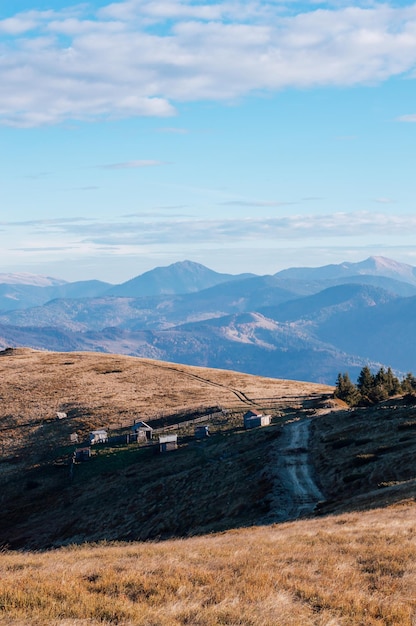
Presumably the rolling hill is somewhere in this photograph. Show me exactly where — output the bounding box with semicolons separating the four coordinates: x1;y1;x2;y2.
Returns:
0;348;415;625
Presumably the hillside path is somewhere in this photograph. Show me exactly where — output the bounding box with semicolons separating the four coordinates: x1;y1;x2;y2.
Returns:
264;418;325;523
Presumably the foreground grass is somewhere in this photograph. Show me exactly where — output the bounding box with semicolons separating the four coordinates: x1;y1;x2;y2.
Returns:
1;502;415;626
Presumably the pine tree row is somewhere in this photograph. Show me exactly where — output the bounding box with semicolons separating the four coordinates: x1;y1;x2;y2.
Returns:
334;366;416;406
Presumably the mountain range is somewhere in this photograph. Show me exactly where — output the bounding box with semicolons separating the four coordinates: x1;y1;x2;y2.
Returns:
0;256;415;384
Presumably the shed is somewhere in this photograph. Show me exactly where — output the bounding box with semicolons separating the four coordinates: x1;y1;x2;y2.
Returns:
132;420;154;441
75;447;91;462
56;411;67;420
159;434;178;452
89;429;108;444
243;410;271;429
195;425;210;439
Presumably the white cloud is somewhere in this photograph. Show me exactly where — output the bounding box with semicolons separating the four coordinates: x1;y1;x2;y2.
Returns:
397;113;416;122
1;2;416;126
4;210;416;246
157;126;189;133
221;200;296;207
100;160;168;169
374;197;394;204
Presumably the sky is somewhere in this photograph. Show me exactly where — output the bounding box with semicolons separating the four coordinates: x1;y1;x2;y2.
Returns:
1;0;416;283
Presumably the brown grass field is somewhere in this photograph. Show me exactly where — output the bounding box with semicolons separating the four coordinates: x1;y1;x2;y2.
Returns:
1;503;415;625
0;348;415;625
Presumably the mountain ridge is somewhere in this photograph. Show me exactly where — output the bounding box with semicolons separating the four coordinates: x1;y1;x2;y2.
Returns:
1;256;415;384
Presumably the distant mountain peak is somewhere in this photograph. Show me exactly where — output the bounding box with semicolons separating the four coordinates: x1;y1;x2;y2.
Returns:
106;260;254;298
0;273;67;287
275;256;416;286
357;256;416;279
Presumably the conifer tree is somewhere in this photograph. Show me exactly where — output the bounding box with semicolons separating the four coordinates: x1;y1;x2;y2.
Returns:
401;372;416;394
334;372;359;405
357;365;373;393
357;366;374;403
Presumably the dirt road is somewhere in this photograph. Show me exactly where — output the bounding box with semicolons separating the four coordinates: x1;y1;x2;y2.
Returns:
264;418;324;523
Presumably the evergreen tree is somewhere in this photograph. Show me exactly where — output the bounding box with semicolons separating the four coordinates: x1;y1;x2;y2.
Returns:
401;372;416;394
385;367;401;396
357;366;374;403
334;372;359;405
372;367;389;402
335;366;416;407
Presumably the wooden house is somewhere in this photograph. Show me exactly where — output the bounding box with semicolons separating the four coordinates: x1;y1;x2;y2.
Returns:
89;429;108;444
132;421;153;441
159;434;178;452
243;410;271;429
194;425;210;439
74;447;91;462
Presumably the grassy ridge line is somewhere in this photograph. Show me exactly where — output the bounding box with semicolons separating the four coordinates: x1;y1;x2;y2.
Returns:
0;348;333;550
0;503;415;625
0;348;332;456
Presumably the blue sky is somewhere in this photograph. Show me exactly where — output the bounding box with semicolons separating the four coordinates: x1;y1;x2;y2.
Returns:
1;0;416;282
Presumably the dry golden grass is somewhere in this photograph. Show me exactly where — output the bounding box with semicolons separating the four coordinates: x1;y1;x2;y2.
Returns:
0;347;331;446
310;398;416;514
1;348;416;625
0;502;415;625
0;348;332;550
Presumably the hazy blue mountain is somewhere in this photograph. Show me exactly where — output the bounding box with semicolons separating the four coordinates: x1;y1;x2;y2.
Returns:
0;273;66;287
315;295;416;372
271;274;416;298
0;297;145;331
275;256;416;286
0;284;55;312
122;275;301;330
2;256;415;313
45;280;112;300
259;284;399;323
106;260;255;297
0;313;382;385
1;255;416;383
0;279;112;312
0;276;299;332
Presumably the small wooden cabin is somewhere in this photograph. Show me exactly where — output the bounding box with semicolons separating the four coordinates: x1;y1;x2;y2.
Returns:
195;425;210;439
89;429;108;444
75;447;91;462
243;410;271;429
132;421;153;441
159;434;178;452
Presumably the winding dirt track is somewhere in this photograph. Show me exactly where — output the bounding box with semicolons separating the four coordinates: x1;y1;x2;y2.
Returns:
265;418;325;523
141;360;256;405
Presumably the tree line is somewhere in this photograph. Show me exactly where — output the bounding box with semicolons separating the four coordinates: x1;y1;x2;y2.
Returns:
334;366;416;406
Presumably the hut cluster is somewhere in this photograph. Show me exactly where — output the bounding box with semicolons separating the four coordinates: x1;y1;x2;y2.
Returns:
71;409;272;463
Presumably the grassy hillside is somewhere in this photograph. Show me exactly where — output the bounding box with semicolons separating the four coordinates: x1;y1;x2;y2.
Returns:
1;348;416;625
1;503;415;625
310;397;416;514
0;348;331;549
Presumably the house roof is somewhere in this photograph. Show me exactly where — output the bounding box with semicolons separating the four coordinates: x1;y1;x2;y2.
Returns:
132;421;153;431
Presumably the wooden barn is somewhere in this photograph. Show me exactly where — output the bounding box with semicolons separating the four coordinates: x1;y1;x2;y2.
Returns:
194;425;210;439
159;434;178;452
132;421;154;441
243;410;271;429
89;429;108;444
74;447;91;462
